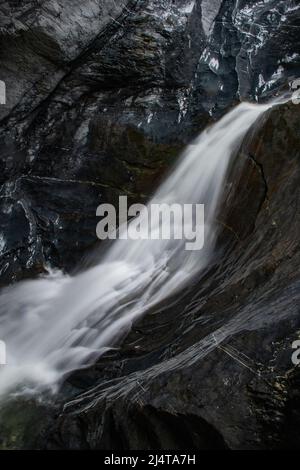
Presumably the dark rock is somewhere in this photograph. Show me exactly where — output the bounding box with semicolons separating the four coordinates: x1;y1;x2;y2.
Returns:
0;0;300;450
41;102;300;450
1;0;299;278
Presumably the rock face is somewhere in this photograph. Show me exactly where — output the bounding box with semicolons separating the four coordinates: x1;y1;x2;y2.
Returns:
1;0;299;282
43;102;300;450
0;0;300;450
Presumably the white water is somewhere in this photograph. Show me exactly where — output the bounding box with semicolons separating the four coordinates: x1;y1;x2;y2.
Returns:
0;100;279;397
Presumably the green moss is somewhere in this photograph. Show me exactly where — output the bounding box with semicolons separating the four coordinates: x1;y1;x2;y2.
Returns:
0;399;53;450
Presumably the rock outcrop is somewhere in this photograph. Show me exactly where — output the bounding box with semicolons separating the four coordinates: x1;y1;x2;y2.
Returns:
1;0;299;281
41;102;300;450
0;0;300;450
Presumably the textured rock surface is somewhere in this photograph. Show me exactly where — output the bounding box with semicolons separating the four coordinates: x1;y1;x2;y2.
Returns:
1;0;299;282
0;0;300;450
40;102;300;450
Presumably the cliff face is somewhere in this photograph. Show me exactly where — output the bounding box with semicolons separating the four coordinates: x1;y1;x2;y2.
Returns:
43;102;300;450
1;0;299;281
0;0;300;450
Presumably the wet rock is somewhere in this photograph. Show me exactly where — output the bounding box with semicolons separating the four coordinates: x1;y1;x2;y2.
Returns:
0;0;300;450
41;102;300;450
1;0;299;278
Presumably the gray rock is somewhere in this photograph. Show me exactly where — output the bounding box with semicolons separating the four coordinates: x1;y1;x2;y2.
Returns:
0;0;300;450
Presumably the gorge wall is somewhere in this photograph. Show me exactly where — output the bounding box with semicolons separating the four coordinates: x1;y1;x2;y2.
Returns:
1;0;299;281
0;0;300;450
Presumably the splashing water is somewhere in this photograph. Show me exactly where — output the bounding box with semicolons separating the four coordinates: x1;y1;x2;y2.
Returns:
0;100;283;397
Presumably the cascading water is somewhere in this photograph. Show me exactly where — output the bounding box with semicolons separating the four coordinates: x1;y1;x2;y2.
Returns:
0;100;283;398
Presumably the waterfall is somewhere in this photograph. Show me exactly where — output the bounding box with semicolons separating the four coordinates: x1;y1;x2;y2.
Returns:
0;100;281;397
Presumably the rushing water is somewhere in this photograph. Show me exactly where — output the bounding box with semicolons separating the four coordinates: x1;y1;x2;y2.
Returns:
0;100;283;397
